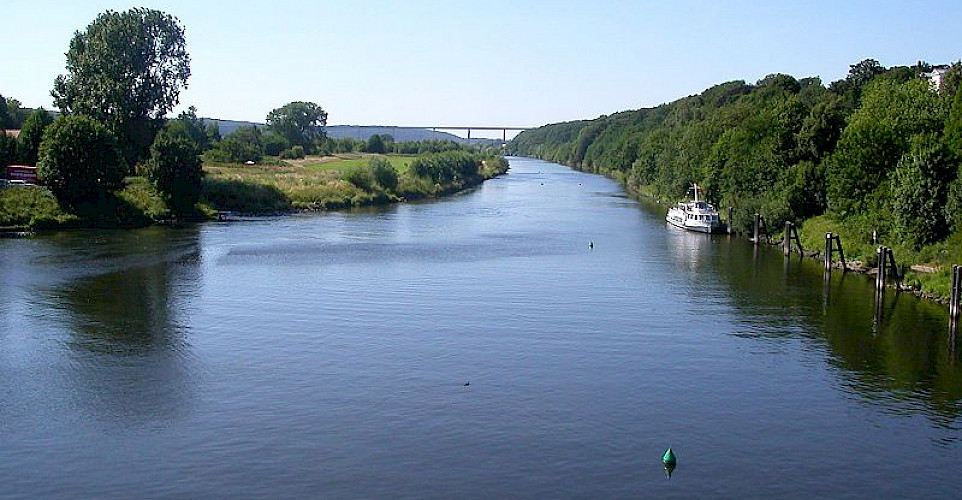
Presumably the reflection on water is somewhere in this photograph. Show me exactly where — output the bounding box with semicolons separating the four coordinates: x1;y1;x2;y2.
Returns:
4;227;201;427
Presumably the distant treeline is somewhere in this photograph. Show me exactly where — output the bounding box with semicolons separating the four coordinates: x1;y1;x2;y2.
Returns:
510;59;962;249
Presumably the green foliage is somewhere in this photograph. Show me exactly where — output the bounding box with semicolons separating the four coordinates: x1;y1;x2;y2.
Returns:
214;126;263;163
37;116;126;211
410;151;480;184
365;134;387;154
825;78;946;215
343;167;374;190
262;132;291;157
891;134;955;247
279;145;305;159
0;185;77;228
946;83;962;157
52;8;190;165
16;108;54;166
369;157;399;191
0;134;16;167
163;107;211;152
265;101;327;152
0;94;12;129
205;122;222;144
146;128;203;215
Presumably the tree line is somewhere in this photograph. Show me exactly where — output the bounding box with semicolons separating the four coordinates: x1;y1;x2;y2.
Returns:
509;59;962;249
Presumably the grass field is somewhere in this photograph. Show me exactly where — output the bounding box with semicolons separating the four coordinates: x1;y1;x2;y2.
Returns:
298;154;415;174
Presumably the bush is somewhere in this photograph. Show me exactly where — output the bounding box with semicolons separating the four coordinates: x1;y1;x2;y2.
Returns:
369;157;398;191
146;128;203;215
37;116;126;211
343;168;374;191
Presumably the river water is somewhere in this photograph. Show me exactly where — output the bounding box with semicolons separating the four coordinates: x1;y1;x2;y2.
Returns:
1;157;960;498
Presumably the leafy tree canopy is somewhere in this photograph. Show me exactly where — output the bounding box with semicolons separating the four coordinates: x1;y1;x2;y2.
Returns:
265;101;327;152
52;8;190;164
17;108;54;166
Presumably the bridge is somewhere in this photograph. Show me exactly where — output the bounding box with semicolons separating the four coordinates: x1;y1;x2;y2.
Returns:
419;126;532;142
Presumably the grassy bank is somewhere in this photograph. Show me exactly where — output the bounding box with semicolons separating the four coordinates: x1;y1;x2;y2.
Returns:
797;215;962;300
2;152;509;230
201;152;508;214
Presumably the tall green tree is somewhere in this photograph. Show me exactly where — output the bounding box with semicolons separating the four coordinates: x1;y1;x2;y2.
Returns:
365;134;386;154
891;134;955;247
0;94;12;129
826;78;946;214
0;134;17;167
17;108;54;166
265;101;326;152
52;8;190;166
38;116;126;210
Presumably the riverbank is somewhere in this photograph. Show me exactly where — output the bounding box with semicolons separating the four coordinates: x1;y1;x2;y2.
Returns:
620;178;961;303
0;152;509;231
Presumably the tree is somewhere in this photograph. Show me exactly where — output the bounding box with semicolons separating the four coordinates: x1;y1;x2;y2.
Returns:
37;116;126;210
162;106;210;152
0;134;17;167
205;122;222;145
215;126;263;163
265;101;326;152
826;78;946;214
146;128;203;215
0;94;11;129
365;133;386;154
891;134;955;247
17;108;54;166
261;132;291;156
52;8;190;165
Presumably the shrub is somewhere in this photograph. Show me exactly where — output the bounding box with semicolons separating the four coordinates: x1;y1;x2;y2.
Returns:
146;128;203;215
369;157;398;191
37;116;126;211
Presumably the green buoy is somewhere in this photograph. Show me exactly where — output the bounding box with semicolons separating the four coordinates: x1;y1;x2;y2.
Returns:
662;447;676;465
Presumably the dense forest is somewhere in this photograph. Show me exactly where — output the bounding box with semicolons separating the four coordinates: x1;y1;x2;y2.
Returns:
509;60;962;254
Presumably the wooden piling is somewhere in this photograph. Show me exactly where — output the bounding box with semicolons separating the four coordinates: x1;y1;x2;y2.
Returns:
727;207;734;235
781;222;802;255
949;265;962;333
876;246;888;291
824;233;833;270
753;213;761;245
833;234;846;271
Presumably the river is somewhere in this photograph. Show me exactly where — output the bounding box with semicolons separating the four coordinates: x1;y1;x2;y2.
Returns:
1;157;960;499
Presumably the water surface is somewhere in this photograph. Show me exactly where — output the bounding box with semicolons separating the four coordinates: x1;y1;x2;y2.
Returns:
1;157;960;498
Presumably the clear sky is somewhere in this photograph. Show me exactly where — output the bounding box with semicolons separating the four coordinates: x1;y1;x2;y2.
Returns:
4;1;962;139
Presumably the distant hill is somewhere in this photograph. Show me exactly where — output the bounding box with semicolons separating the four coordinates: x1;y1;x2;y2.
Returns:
203;119;499;144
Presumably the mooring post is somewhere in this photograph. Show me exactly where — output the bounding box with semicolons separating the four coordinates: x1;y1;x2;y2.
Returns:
950;264;960;330
783;221;792;255
833;234;846;271
886;247;901;291
727;207;734;235
824;233;832;270
876;246;888;291
753;214;760;244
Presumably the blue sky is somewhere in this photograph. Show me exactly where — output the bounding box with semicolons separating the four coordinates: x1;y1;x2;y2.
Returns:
4;1;961;139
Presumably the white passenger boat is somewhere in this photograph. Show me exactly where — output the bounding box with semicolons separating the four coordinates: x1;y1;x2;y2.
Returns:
666;184;722;233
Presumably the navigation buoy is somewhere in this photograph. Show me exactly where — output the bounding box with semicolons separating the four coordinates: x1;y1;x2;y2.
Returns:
588;241;594;249
662;447;676;465
663;447;677;479
463;382;470;386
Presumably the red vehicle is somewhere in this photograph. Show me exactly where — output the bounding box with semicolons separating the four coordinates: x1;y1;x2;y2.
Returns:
5;165;38;184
